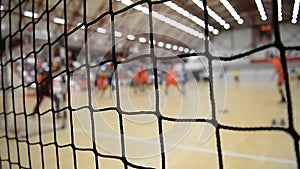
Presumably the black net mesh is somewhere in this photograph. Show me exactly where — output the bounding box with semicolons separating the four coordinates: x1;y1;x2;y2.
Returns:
1;0;300;169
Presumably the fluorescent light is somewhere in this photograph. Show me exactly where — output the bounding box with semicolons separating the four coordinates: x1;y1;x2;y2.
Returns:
178;46;184;52
141;7;149;14
77;23;86;29
192;0;229;29
158;42;164;47
153;12;211;37
53;17;65;24
219;0;244;25
115;31;122;37
255;0;267;21
292;0;300;24
190;49;196;53
97;27;107;33
133;4;149;14
134;4;143;10
261;15;267;21
184;48;190;53
212;29;219;35
277;0;283;21
172;45;178;51
165;43;172;49
148;40;156;45
121;0;133;6
224;23;230;29
138;37;147;43
237;19;244;24
24;11;39;18
120;0;216;36
0;5;4;11
127;34;135;40
164;1;190;17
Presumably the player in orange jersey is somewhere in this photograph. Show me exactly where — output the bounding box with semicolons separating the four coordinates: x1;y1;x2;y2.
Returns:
133;68;148;94
96;72;109;98
165;68;180;95
267;54;286;103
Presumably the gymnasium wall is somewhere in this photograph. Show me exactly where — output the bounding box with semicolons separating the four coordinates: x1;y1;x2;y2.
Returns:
207;23;300;81
213;22;300;58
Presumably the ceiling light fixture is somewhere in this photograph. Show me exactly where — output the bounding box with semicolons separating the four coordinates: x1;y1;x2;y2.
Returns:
77;23;86;29
172;45;178;51
114;31;122;37
120;0;208;38
277;0;283;21
178;46;184;52
148;40;156;45
24;11;39;18
190;49;196;53
164;1;220;34
254;0;267;21
97;27;107;33
184;48;190;53
165;43;172;49
192;0;229;29
219;0;244;25
291;0;300;24
138;37;147;43
127;34;135;40
158;42;164;47
53;17;65;24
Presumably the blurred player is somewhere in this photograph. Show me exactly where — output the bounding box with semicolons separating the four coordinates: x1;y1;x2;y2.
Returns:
297;65;300;89
52;57;67;119
95;71;109;98
67;50;75;73
234;70;240;82
267;54;286;103
180;65;189;95
107;63;115;91
31;68;62;118
165;67;180;95
133;68;148;94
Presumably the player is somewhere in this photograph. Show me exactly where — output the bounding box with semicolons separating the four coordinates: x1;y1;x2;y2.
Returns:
234;70;240;82
267;54;286;103
31;68;62;117
165;67;180;95
180;65;189;95
52;58;67;119
107;63;115;91
297;65;300;88
95;71;109;98
133;67;148;94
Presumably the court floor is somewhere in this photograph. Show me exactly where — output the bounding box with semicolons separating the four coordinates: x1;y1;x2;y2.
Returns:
0;76;300;169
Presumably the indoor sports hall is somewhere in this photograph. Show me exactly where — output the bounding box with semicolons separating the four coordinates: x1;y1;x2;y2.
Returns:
1;0;300;169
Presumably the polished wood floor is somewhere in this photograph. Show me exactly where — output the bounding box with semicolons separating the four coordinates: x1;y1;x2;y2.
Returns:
1;76;300;169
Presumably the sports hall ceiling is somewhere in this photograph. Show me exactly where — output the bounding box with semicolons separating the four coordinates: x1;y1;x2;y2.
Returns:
0;0;298;53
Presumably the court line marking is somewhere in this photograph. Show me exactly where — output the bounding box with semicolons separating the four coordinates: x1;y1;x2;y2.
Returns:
72;128;296;165
23;119;296;165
